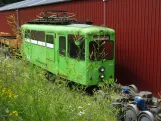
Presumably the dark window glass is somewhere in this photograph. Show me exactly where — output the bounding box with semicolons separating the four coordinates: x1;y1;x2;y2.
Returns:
104;41;114;60
31;30;37;40
89;40;114;61
68;34;85;60
40;32;45;42
25;30;30;39
46;35;54;44
37;31;45;42
59;36;66;56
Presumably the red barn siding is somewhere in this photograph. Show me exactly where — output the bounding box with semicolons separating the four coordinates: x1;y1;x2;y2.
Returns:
104;0;161;97
18;0;104;25
0;0;161;96
0;10;17;35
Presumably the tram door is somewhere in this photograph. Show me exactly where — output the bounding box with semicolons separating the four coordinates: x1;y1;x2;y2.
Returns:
57;35;68;78
46;34;56;74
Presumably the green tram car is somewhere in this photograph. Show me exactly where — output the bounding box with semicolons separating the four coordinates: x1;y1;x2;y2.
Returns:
22;18;115;86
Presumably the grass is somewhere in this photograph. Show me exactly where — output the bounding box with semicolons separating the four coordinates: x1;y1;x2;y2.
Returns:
0;51;119;121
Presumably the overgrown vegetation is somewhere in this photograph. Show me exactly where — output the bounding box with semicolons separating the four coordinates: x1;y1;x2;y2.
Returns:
0;13;119;121
0;54;119;121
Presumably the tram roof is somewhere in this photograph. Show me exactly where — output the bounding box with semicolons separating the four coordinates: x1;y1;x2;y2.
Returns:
21;23;115;35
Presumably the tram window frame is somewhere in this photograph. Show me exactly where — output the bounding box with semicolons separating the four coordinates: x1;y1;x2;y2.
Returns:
38;31;45;42
31;30;38;40
68;34;85;60
59;36;66;56
89;40;114;61
46;35;54;44
25;29;31;39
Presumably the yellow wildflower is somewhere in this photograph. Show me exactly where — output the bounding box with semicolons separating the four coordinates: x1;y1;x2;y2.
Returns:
8;93;12;98
7;89;17;98
9;111;18;117
8;89;13;98
2;88;6;93
1;88;17;98
8;89;12;93
13;94;18;98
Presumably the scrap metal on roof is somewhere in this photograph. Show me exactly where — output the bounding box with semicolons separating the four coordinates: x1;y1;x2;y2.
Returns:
0;0;71;11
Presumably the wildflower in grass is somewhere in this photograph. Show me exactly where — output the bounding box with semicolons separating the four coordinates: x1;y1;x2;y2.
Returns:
9;111;18;117
78;106;83;109
5;108;9;113
71;109;75;112
7;89;17;98
8;90;12;98
87;103;91;106
78;110;85;116
2;87;6;94
1;88;17;98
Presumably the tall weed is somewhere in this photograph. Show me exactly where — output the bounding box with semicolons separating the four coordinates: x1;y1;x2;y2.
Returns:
0;57;118;121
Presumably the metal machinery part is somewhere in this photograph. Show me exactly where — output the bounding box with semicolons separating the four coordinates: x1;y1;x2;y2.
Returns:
149;107;161;121
129;84;139;93
120;86;135;101
124;104;140;121
28;10;93;25
134;96;146;111
112;102;123;109
138;111;155;121
139;91;153;105
112;84;161;121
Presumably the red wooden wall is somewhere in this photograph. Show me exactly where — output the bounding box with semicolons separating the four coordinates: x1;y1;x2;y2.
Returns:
0;0;160;97
105;0;161;97
0;10;17;35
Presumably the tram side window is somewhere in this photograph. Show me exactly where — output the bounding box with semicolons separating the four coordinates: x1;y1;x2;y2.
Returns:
59;36;66;56
46;35;54;44
37;31;45;42
104;41;114;60
68;34;85;60
31;30;37;40
89;40;114;61
25;30;31;39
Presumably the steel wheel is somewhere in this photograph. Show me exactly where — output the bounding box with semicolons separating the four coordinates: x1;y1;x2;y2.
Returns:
138;111;155;121
129;84;139;93
125;104;139;121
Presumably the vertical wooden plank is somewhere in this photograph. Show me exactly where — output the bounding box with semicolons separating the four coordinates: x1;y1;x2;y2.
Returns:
147;0;153;91
151;0;157;94
157;0;161;94
130;0;135;81
144;0;150;90
139;0;146;87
